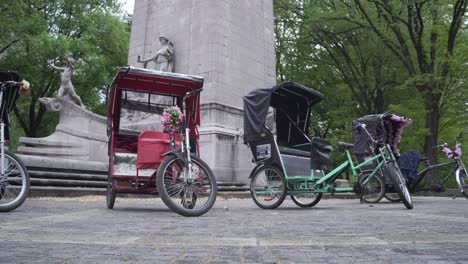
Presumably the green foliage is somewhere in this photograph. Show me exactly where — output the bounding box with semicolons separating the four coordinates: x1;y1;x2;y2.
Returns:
273;0;467;168
0;0;130;148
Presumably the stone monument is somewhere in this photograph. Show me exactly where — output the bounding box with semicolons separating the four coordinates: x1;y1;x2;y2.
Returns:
47;54;85;108
137;36;174;71
128;0;276;183
17;56;108;177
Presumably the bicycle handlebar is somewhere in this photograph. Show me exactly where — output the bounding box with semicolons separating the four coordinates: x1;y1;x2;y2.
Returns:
433;132;464;149
0;80;22;86
381;109;395;119
183;88;203;101
432;143;448;149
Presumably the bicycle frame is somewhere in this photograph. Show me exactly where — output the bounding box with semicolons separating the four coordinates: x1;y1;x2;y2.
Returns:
284;144;392;195
409;160;458;192
175;91;197;181
408;134;467;193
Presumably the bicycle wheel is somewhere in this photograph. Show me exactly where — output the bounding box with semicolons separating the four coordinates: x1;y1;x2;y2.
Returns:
290;192;322;207
384;192;402;202
358;171;385;203
156;155;217;217
456;168;468;199
386;162;413;209
0;150;30;212
106;173;116;209
250;165;286;209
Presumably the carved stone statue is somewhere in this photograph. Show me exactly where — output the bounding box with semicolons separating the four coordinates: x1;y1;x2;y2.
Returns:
47;54;84;108
137;36;174;72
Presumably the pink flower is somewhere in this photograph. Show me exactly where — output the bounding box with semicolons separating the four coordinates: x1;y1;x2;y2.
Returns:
161;106;183;133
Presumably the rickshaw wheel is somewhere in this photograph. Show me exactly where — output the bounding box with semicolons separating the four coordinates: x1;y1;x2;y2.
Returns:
106;173;116;209
358;171;385;203
385;162;413;209
290;193;322;208
156;155;217;217
250;165;286;209
456;169;468;199
0;151;30;212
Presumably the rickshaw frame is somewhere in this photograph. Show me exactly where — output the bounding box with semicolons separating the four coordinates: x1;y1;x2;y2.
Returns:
243;82;413;209
107;67;202;194
106;67;217;216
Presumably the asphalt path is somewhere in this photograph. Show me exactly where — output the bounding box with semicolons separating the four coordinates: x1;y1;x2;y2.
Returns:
1;195;467;263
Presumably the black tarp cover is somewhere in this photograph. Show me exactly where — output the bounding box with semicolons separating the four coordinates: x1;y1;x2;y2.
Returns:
352;114;412;156
0;70;20;117
243;82;323;144
352;114;384;156
0;69;21;140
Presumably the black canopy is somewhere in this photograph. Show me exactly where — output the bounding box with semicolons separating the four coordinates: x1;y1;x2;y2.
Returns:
352;113;412;156
243;82;323;144
0;69;21;118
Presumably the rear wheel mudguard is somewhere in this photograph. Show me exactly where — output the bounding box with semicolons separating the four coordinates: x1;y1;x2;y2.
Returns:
161;148;188;164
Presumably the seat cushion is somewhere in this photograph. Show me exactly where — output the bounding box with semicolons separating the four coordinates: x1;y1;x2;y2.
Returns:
278;146;310;158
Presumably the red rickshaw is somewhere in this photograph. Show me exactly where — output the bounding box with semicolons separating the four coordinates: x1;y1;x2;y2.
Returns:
106;67;217;216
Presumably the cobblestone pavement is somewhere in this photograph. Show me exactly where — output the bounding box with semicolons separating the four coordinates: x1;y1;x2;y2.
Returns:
1;195;467;263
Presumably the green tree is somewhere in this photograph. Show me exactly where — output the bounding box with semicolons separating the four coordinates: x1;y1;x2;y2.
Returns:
274;0;467;187
349;0;467;165
0;0;130;139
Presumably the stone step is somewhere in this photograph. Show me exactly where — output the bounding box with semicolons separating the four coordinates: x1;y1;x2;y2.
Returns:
29;170;107;182
20;137;81;147
27;167;250;191
17;154;108;172
18;146;86;156
30;178;106;188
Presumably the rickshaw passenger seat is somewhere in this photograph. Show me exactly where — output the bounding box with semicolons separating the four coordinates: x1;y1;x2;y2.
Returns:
115;134;138;153
136;131;179;169
278;146;310;158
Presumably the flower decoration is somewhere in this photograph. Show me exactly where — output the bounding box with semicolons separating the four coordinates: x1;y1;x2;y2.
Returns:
161;106;183;133
19;79;32;95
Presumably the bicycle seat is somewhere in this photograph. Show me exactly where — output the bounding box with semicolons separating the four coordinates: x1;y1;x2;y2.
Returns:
337;142;354;151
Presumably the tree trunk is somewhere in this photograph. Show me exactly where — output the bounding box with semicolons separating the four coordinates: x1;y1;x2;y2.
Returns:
423;92;442;189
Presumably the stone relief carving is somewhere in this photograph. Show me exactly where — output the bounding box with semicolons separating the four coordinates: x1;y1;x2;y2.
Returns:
137;36;174;72
46;54;85;108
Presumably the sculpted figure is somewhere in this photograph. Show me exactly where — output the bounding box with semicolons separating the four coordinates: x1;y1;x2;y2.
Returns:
137;36;174;72
48;54;84;107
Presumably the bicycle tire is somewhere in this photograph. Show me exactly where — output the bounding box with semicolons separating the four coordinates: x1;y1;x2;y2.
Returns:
156;155;217;217
0;150;30;212
384;193;402;202
290;192;322;207
106;173;116;209
250;165;286;209
456;168;468;199
386;162;413;209
358;171;385;203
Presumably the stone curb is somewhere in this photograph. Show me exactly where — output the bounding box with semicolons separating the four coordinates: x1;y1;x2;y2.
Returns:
29;187;464;199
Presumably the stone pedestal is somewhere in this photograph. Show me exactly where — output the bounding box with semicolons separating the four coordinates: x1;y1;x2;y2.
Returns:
17;98;107;172
128;0;276;183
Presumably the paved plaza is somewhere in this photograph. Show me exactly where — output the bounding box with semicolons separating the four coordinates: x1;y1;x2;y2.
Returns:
1;195;467;263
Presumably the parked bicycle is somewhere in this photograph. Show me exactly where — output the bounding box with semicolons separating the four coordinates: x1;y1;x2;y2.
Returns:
386;132;467;201
0;70;30;212
243;82;413;210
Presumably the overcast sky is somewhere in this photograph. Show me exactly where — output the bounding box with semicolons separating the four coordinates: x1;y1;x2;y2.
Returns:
121;0;134;14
